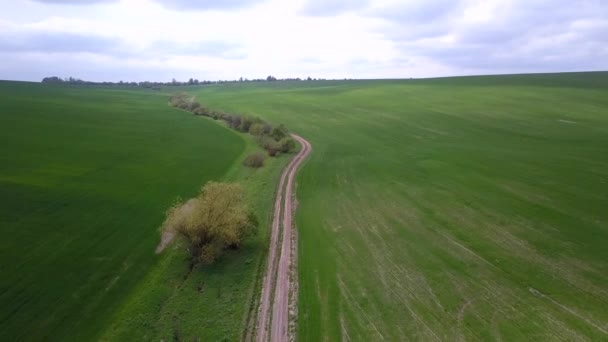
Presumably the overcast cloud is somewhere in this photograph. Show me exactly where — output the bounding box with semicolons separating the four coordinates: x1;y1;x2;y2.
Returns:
0;0;606;82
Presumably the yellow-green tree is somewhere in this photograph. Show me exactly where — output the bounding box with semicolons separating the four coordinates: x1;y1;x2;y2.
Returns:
161;182;257;265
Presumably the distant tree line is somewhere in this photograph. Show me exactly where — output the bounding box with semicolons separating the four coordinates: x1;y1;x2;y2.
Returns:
169;93;296;158
41;75;327;89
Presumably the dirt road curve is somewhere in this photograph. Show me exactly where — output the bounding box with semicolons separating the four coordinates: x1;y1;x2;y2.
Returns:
255;134;311;342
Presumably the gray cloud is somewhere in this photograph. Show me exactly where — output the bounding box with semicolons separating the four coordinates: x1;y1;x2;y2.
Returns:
383;0;608;74
300;0;369;16
3;0;608;81
146;40;247;59
0;51;180;82
370;0;460;24
30;0;117;4
30;0;261;10
0;30;246;60
0;31;126;55
153;0;262;11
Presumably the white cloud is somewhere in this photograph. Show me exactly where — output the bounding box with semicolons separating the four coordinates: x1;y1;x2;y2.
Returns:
0;0;606;81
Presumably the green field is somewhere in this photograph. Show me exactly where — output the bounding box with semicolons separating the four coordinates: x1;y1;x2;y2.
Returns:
2;72;607;341
0;82;246;340
101;138;293;341
195;72;608;340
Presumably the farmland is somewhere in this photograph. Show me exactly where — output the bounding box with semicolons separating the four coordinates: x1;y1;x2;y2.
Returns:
0;82;246;340
1;71;607;341
101;136;293;341
195;72;608;340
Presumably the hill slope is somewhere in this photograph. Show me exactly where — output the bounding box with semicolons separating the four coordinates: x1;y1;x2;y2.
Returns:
196;72;608;340
0;82;245;341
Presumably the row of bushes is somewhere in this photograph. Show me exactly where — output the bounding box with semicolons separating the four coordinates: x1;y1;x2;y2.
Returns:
169;93;296;159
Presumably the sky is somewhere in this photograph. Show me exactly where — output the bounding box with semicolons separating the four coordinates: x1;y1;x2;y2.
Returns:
0;0;607;82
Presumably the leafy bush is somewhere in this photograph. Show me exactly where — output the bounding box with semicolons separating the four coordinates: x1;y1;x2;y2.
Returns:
278;137;296;153
161;182;257;265
232;115;242;129
249;123;265;136
243;152;266;168
262;123;273;135
258;136;281;156
169;93;191;108
193;107;210;116
223;115;242;130
240;116;254;133
271;124;288;141
168;94;296;158
188;101;201;111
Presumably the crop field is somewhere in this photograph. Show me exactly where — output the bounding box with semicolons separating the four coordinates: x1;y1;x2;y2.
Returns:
196;72;608;340
0;82;245;340
102;138;293;341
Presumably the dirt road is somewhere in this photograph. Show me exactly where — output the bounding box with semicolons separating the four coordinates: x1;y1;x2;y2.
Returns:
255;134;311;342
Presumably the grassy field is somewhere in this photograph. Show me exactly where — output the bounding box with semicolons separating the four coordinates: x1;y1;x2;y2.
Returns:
195;72;608;340
101;138;293;341
0;82;246;340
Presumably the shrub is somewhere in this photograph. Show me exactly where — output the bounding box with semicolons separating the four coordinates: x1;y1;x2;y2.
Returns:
160;182;257;266
258;136;277;149
169;93;192;109
258;136;281;156
267;148;279;157
193;107;209;116
229;115;242;130
188;101;201;111
271;124;288;141
249;123;265;136
237;116;248;132
278;137;296;153
218;112;230;121
243;152;266;168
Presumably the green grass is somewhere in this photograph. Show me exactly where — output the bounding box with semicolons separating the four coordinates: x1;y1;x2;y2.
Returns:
0;82;245;341
193;71;608;340
101;138;292;341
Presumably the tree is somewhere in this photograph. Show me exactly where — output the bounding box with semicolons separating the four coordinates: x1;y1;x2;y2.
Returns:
278;137;296;153
262;123;273;135
271;124;288;141
229;115;242;130
249;123;265;136
258;136;281;156
42;76;64;83
243;152;266;168
161;182;257;266
169;93;191;108
193;106;210;116
188;101;201;111
240;116;254;132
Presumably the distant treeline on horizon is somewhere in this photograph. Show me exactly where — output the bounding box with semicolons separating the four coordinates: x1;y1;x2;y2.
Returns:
41;75;331;88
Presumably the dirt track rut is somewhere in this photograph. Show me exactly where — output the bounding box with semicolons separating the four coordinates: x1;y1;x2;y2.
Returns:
255;134;311;342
